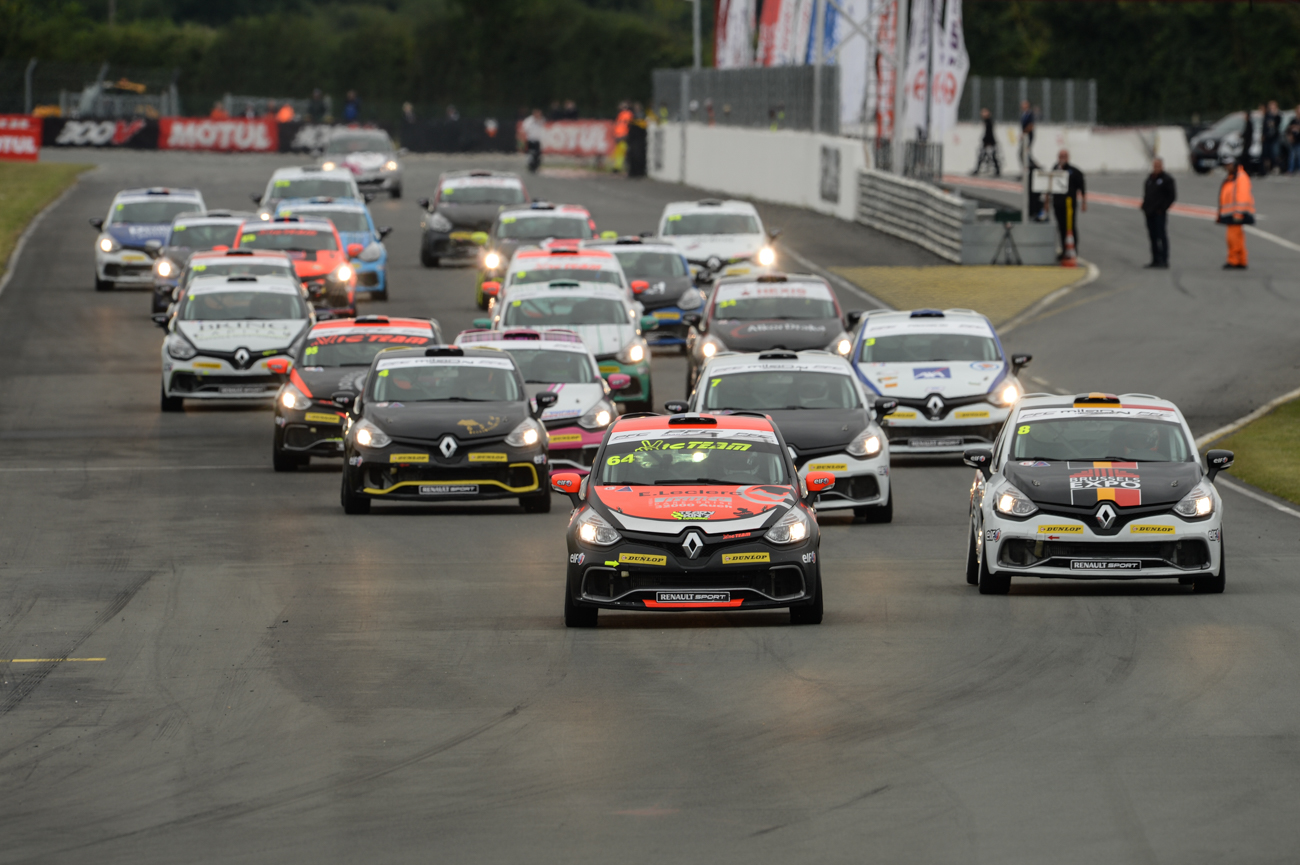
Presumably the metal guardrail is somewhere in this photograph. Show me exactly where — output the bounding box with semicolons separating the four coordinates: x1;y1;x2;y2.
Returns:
652;66;841;134
857;169;966;263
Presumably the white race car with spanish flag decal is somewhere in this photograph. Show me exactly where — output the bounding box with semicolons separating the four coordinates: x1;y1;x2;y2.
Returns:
962;392;1233;595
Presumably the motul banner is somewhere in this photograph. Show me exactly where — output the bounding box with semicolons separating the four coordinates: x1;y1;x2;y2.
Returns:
159;118;279;152
517;120;615;157
0;115;41;162
44;118;158;149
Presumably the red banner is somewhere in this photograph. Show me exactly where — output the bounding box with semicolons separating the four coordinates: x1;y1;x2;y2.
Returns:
0;115;41;162
159;118;279;152
517;120;615;157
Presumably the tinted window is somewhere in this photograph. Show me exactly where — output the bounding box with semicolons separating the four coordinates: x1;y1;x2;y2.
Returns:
268;179;355;201
663;212;760;235
497;216;590;240
371;364;519;402
239;229;337;252
703;372;860;410
506;349;595;383
502;296;627;327
714;294;836;321
859;333;1000;363
613;250;688;278
325;133;392;153
111;201;200;224
442;184;526;205
168;224;240;249
1010;418;1192;463
180;290;307;321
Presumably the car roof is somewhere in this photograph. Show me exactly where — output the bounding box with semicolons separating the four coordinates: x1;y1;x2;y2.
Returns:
1015;392;1181;413
277;197;368;211
269;166;356;182
585;238;683;254
328;127;390;138
114;187;203;201
189;249;294;263
171;213;250;226
440;169;522;182
611;413;776;433
514;248;616;263
702;349;851;373
247;216;338;231
499;203;589;217
859;308;995;334
714;272;829;290
372;346;517;365
662;199;759;216
506;281;627;300
310;316;435;333
456;328;592;352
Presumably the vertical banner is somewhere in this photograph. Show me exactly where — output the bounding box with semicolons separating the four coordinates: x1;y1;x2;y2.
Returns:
930;0;969;137
835;0;870;128
901;0;939;140
874;0;899;140
0;115;42;162
715;0;757;68
758;0;815;67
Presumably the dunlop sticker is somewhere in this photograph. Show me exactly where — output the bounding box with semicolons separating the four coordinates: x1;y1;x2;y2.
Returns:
891;410;918;419
722;552;771;564
304;412;341;424
390;453;429;464
1037;524;1084;534
955;410;990;419
618;553;666;566
809;463;847;472
549;433;582;444
1129;524;1175;534
468;452;507;463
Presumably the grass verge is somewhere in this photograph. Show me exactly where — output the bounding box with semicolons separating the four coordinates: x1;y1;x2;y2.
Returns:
0;162;93;276
1214;398;1300;504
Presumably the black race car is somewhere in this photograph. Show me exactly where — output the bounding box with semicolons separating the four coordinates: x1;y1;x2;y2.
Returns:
417;170;529;267
340;345;558;513
273;315;442;471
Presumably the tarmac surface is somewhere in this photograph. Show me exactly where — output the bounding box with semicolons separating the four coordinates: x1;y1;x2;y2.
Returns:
3;150;1300;863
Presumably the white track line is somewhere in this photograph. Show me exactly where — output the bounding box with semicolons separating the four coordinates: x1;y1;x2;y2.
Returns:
1216;478;1300;520
1195;384;1300;448
0;171;91;299
1244;226;1300;254
998;260;1100;336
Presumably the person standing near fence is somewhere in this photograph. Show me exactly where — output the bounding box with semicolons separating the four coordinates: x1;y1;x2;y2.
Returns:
1140;157;1176;269
973;107;1000;176
522;108;546;173
1286;108;1300;175
1218;160;1255;269
1018;100;1035;176
1051;149;1086;257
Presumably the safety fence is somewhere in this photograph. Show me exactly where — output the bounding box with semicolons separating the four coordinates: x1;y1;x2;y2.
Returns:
857;170;966;262
959;76;1097;126
0;60;180;118
652;66;841;134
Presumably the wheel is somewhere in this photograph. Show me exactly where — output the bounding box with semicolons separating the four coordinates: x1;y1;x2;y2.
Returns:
965;523;980;585
325;283;349;309
420;246;439;268
520;490;552;513
790;569;824;624
1194;541;1226;593
272;428;307;472
564;589;598;627
160;384;183;413
389;185;402;199
854;489;893;523
978;550;1010;594
340;467;371;514
95;276;112;292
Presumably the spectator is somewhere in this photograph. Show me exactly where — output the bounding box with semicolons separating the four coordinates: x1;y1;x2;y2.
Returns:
522;107;546;173
1263;100;1281;174
561;99;579;120
402;102;416;124
446;104;460;121
308;88;327;123
1018;99;1035;176
1051;148;1086;256
1140;157;1176;268
243;101;256;119
209;101;229;120
343;90;360;123
547;100;562;121
626;102;648;178
1286;107;1300;175
276;102;295;123
265;99;277;118
612;100;632;173
1218;159;1255;269
973;107;1000;176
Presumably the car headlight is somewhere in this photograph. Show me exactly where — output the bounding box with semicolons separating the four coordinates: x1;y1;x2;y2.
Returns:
97;234;119;253
483;251;501;270
757;246;776;267
764;506;811;544
995;484;1039;517
827;332;852;356
699;336;724;358
259;212;271;221
990;381;1020;407
164;333;196;360
154;258;176;278
505;416;544;448
617;339;648;365
279;385;311;411
335;264;353;282
352;418;391;449
385;160;398;171
321;161;337;171
846;427;882;457
575;508;622;546
578;400;615;430
1173;483;1215;518
427;212;453;232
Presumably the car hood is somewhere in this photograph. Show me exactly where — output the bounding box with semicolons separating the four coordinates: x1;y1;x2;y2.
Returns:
365;400;528;444
637;275;694;309
338;152;391;173
439;204;502;231
525;382;605;423
296;366;369;398
762;409;867;452
712;319;837;352
1003;459;1203;509
177;319;308;352
857;360;1005;397
106;223;171;249
558;324;635;359
594;484;799;534
662;234;765;263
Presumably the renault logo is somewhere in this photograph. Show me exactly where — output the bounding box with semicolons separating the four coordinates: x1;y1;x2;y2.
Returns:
439;435;458;458
1096;503;1117;529
233;347;251;369
926;394;945;418
682;531;704;559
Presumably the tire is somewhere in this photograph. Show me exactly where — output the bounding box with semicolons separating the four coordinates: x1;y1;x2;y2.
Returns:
340;467;371;514
854;488;893;523
790;570;824;625
160;384;183;413
389;185;402;199
978;551;1011;594
325;283;349;310
565;589;598;627
520;490;552;513
965;523;980;585
1194;541;1226;593
420;245;439;268
95;276;112;292
272;428;307;472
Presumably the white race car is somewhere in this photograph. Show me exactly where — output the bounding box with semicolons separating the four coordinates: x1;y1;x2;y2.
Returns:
656;199;776;282
91;187;205;291
963;392;1233;594
318;127;403;198
159;274;313;411
253;166;363;218
851;308;1031;454
680;349;894;521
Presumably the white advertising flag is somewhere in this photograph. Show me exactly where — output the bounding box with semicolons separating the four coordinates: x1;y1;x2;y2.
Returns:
716;0;757;69
930;0;969;136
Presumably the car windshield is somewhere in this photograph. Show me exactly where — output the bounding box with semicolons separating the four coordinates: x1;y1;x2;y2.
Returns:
1010;418;1193;463
168;224;240;249
183;262;296;288
510;267;623;287
860;332;1000;362
497;216;590;240
714;293;837;321
613;250;688;278
180;290;307;321
239;228;337;252
598;436;788;485
663;212;760;236
302;332;434;367
442;184;526;205
325;134;392;153
505;348;595;383
289;210;369;233
370;363;520;402
111;201;200;225
703;371;860;410
269;179;355;201
502;296;628;327
1205;113;1245;138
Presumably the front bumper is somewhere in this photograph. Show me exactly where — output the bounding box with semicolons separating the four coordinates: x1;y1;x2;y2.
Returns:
424;230;481;260
276;405;348;458
644;306;690;346
545;424;605;475
162;356;287;400
885;404;1008;453
596;360;652;405
354;260;387;294
97;249;155;285
797;451;890;510
345;444;547;501
355;172;401;191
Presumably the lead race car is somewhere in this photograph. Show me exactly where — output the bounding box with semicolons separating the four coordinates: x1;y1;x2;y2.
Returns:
318;127;403;199
418;170;529;268
852;308;1031;454
553;411;835;627
963;392;1234;594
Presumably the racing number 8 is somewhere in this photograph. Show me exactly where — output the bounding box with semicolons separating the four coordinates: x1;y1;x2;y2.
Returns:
606;454;634;466
1018;425;1030;434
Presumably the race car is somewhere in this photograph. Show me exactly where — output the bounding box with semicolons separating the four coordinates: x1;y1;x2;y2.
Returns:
158;273;313;412
963;392;1233;594
684;273;856;391
151;210;253;312
417;170;529;267
474;202;597;307
318;127;404;198
656;199;777;285
164;249;303;313
276;197;392;300
252;166;363;218
485;245;634;307
553;411;835;627
232;216;358;317
678;349;894;521
274;315;442;471
584;236;704;349
455;328;618;476
339;346;558;514
851;308;1031;454
91;187;205;291
475;273;656;413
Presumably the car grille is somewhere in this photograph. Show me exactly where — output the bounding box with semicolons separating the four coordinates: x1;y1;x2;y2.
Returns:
581;564;805;601
104;263;152;278
886;423;1001;446
818;474;880;502
170;373;279;395
358;271;380;288
998;538;1210;570
362;463;537;491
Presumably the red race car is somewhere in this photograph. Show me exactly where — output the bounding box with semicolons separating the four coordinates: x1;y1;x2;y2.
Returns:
233;216;358;318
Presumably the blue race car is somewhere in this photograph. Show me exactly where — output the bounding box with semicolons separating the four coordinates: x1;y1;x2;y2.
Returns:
91;187;205;292
275;196;392;300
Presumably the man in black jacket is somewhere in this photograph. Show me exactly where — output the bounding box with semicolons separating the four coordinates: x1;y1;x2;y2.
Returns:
1051;149;1086;256
1141;157;1177;268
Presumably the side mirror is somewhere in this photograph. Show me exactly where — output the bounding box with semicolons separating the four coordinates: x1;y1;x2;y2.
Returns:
250;193;262;205
265;357;292;375
378;226;392;239
607;373;632;391
480;280;501;298
151;313;169;328
331;391;354;408
963;447;994;480
417;197;430;210
1205;449;1234;482
639;315;659;331
874;399;898;416
533;391;559;416
846;310;864;327
472;317;491;329
471;231;489;246
347;242;365;259
664;400;690;414
363;192;376;203
1011;353;1033;373
805;472;835;497
682;312;702;329
630;279;649;295
551;471;583;507
144;239;162;253
89;217;103;230
767;228;784;242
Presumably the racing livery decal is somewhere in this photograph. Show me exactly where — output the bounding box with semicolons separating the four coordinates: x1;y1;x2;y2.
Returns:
1068;461;1141;506
597;485;796;521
